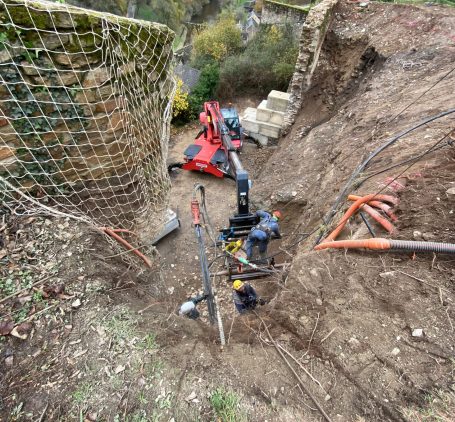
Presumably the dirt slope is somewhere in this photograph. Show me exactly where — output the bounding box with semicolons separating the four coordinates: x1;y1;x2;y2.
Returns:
250;1;455;420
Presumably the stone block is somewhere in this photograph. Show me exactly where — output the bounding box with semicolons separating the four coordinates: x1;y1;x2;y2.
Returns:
256;100;285;126
241;107;281;140
248;131;269;146
258;121;281;139
241;114;260;134
267;90;290;112
0;146;15;161
83;67;112;89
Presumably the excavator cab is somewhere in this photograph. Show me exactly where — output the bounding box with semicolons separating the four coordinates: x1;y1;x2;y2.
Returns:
221;107;243;150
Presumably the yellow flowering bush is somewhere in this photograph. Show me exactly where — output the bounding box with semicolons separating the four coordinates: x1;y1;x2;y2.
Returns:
172;78;189;119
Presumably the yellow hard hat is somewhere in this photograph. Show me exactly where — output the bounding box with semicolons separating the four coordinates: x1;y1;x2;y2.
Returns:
233;279;244;290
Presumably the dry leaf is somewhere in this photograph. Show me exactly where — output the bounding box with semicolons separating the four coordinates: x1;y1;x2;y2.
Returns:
10;322;32;340
114;365;125;374
0;320;14;336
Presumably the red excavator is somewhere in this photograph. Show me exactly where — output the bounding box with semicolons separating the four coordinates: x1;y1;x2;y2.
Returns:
169;101;244;178
170;100;256;235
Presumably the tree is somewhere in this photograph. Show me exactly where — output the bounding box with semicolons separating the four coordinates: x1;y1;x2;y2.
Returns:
192;14;242;65
218;24;298;98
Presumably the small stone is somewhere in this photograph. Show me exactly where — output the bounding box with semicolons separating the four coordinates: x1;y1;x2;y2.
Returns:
86;412;97;421
412;328;423;337
413;230;422;240
291;191;297;197
325;394;331;401
72;298;82;309
185;391;197;402
348;337;360;348
316;298;323;306
5;355;14;367
379;271;396;280
446;187;455;196
391;347;400;356
114;365;125;374
422;232;435;241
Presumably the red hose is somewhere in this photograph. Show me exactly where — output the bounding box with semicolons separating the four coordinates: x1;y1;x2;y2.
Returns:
361;204;395;234
324;194;398;242
315;238;455;254
101;228;152;268
348;194;399;205
348;195;398;221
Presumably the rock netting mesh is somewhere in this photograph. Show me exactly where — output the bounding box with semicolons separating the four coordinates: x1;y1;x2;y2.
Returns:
0;0;175;239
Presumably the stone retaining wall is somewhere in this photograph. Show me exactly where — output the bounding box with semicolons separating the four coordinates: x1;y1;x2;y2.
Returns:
262;0;309;27
0;0;175;231
282;0;339;134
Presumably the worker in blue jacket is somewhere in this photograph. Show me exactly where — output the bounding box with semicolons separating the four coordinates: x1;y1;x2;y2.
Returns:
245;210;282;260
232;280;265;313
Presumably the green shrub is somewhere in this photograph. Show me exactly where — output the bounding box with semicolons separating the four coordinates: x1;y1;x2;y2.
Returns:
218;24;298;98
188;62;220;118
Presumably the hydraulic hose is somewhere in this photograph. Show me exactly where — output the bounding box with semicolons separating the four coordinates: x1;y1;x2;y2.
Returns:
315;238;455;254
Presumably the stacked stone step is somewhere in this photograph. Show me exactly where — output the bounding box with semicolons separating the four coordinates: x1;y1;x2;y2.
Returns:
240;90;290;145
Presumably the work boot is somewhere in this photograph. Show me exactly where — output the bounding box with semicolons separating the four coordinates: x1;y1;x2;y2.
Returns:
257;251;269;265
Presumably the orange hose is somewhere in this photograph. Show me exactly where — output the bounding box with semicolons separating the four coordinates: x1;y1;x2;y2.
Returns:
110;228;138;235
315;238;392;251
347;194;399;205
102;228;152;268
347;195;398;221
324;194;395;242
361;204;395;234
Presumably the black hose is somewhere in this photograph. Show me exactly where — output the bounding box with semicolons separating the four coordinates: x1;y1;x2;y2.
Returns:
390;240;455;254
316;108;455;244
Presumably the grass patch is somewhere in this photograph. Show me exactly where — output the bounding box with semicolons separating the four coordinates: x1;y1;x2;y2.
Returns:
210;388;246;422
137;333;158;351
72;382;93;405
104;307;138;349
401;390;455;421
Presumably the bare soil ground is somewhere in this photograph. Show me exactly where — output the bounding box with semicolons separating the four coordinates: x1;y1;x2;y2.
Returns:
1;2;455;421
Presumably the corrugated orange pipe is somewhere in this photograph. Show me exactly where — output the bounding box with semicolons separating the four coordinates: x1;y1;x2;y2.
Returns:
101;227;152;268
315;238;455;254
323;194;398;242
315;238;391;251
348;195;398;221
361;204;395;234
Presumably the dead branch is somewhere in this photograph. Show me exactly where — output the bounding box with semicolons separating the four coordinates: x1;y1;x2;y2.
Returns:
254;312;333;422
320;328;336;344
277;343;327;393
307;312;320;353
396;270;450;293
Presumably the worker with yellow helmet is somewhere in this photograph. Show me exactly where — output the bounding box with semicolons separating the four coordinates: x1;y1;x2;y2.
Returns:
232;279;265;313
